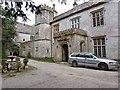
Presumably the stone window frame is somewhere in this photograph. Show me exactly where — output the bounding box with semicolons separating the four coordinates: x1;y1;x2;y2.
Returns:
28;46;31;52
53;23;59;32
92;36;106;58
35;47;38;52
46;48;49;53
30;35;35;41
70;16;80;29
23;46;25;51
90;8;105;27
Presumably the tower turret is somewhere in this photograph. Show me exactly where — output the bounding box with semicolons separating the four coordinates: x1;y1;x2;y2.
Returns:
35;4;57;25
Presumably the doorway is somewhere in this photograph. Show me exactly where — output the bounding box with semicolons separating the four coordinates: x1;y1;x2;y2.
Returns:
62;44;68;62
80;41;85;52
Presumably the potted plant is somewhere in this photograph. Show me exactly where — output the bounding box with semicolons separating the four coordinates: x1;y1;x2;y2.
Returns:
23;57;29;69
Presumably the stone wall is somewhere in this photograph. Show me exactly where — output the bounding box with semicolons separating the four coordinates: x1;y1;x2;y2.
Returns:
20;39;51;58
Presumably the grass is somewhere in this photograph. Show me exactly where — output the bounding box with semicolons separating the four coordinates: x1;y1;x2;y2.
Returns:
20;56;54;63
2;65;36;78
30;57;55;63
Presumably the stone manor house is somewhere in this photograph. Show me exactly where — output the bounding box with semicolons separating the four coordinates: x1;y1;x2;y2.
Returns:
15;0;120;62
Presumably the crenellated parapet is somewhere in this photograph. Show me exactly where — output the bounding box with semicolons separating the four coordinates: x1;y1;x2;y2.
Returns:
37;4;57;13
35;4;57;25
54;28;87;38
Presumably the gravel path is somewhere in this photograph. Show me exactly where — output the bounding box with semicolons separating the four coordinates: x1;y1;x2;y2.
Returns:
2;58;118;88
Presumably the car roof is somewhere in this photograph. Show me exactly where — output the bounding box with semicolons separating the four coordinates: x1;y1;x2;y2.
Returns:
71;52;93;55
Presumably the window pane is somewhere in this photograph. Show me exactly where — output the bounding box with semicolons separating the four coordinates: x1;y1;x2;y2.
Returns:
94;46;97;55
76;18;79;23
97;13;100;26
94;39;97;45
102;38;105;45
77;23;80;29
71;20;74;24
98;39;101;45
93;17;96;27
92;13;95;18
102;46;106;57
101;16;104;25
98;46;101;57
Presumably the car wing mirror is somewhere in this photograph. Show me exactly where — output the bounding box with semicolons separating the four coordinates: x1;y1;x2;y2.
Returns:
93;57;96;59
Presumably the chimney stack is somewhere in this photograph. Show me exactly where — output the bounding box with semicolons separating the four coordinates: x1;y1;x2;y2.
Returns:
73;1;78;7
53;4;55;10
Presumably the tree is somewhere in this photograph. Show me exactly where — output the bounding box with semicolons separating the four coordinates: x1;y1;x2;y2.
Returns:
9;43;20;56
2;11;16;47
1;8;17;56
1;8;18;72
1;0;81;22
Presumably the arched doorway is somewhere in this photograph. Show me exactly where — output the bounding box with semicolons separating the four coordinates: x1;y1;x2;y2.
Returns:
80;41;85;52
62;44;68;62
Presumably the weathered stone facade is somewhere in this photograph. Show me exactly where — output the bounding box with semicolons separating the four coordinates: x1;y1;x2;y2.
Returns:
17;4;56;58
51;0;120;61
17;0;120;61
53;28;87;61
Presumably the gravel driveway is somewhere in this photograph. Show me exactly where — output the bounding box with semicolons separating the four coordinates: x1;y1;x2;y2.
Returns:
2;58;118;88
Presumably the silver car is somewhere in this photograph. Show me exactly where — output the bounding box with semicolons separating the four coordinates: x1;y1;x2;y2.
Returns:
68;52;119;70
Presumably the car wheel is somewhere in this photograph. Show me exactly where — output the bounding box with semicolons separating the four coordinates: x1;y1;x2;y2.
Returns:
72;61;78;67
98;63;108;70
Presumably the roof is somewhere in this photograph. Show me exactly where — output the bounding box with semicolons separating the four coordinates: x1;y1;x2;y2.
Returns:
16;22;37;35
50;0;111;24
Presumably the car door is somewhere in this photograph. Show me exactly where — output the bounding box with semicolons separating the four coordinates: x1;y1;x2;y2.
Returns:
76;54;86;66
84;54;99;67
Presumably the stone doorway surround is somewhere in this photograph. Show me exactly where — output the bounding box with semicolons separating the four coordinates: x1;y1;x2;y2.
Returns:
62;44;68;62
53;28;87;62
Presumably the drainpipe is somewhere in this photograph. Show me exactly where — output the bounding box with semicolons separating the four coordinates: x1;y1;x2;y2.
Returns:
50;25;53;60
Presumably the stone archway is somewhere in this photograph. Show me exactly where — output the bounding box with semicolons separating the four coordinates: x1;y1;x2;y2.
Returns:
62;44;68;62
80;41;85;52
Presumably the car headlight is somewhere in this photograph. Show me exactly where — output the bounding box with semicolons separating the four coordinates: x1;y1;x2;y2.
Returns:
109;62;117;65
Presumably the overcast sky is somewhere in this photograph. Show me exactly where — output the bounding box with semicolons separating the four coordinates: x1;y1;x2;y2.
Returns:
18;0;89;25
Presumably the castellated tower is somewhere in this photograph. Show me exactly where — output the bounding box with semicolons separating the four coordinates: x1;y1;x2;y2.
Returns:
33;4;57;57
35;4;57;40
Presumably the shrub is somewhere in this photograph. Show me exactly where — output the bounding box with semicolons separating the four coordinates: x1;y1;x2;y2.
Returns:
27;52;31;59
16;57;21;72
23;57;29;69
2;59;7;73
2;48;7;73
